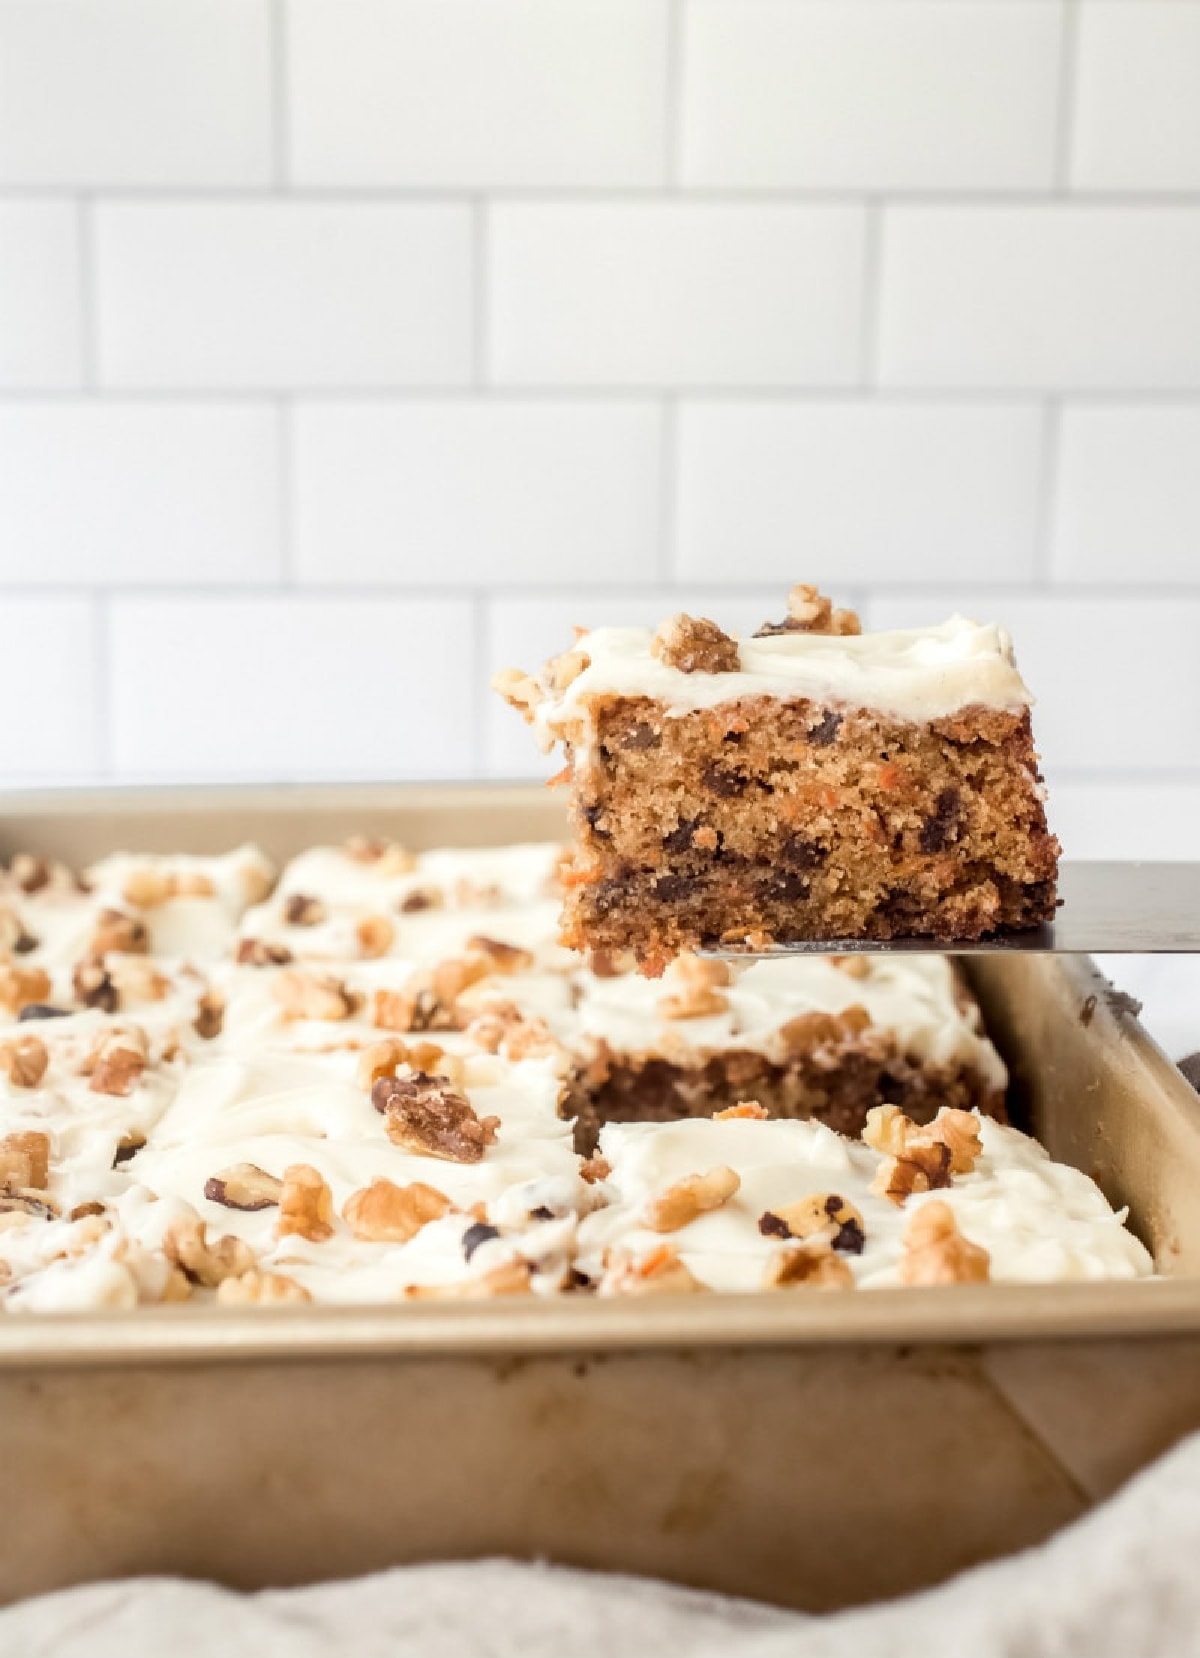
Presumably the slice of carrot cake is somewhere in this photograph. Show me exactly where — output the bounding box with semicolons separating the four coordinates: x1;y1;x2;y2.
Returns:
495;586;1060;973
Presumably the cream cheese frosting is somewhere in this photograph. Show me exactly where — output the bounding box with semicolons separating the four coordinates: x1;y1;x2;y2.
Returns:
0;836;1152;1311
531;617;1033;748
576;1115;1154;1292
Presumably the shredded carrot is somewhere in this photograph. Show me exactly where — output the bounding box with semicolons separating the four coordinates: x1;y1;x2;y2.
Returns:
544;766;571;789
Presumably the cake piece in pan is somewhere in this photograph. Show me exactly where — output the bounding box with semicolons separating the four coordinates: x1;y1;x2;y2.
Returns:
575;1109;1153;1295
494;586;1060;973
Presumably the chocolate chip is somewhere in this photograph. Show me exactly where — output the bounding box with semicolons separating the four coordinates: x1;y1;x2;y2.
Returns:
919;787;962;854
654;874;700;903
530;1205;555;1221
621;722;659;751
112;1137;144;1168
13;931;38;955
702;764;749;798
780;835;827;871
462;1221;500;1261
832;1217;866;1255
662;819;697;854
765;871;810;902
807;711;842;747
758;1212;790;1239
17;1003;69;1022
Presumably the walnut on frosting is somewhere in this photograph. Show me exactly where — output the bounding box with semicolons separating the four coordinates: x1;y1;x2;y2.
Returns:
217;1269;312;1306
405;1260;533;1300
643;1166;740;1233
898;1201;990;1286
86;1026;149;1097
0;964;52;1017
491;667;545;724
343;1178;452;1243
601;1243;705;1296
0;1034;49;1090
205;1163;283;1212
754;584;862;639
651;613;740;675
371;953;493;1034
763;1241;855;1291
90;907;149;957
373;1072;499;1164
344;837;417;877
864;1105;984;1206
657;953;731;1021
271;970;356;1023
0;1131;50;1192
165;1210;255;1288
277;1164;336;1243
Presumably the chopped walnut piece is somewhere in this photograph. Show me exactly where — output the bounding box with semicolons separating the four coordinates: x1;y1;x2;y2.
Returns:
0;1131;50;1191
763;1241;855;1291
0;1190;58;1221
657;952;732;1020
355;1038;409;1090
0;964;53;1017
91;907;149;957
277;1163;335;1243
932;1108;984;1176
122;868;173;909
754;584;862;639
173;870;216;898
871;1141;953;1206
580;1155;611;1185
466;935;534;975
271;970;355;1023
373;1073;499;1163
0;1034;49;1090
344;837;416;876
758;1192;865;1255
9;853;52;894
194;989;225;1040
713;1101;769;1122
586;947;636;979
399;886;442;914
778;1005;872;1056
601;1243;706;1297
491;667;545;725
863;1104;983;1188
283;893;326;927
72;958;117;1013
205;1163;283;1212
217;1269;312;1306
108;957;171;1005
373;987;416;1032
643;1166;740;1233
831;954;872;980
343;1178;452;1243
236;938;294;967
165;1212;255;1288
544;648;591;694
405;1260;533;1300
898;1201;990;1287
87;1027;149;1097
356;914;395;959
651;613;740;675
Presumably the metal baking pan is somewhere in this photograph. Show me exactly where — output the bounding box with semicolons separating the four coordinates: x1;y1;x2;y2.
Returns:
1;781;1199;1613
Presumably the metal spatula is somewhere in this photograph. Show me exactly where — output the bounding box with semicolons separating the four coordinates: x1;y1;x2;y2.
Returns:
704;861;1200;957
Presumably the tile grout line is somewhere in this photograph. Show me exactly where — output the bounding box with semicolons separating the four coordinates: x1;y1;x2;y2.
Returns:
277;398;295;585
6;387;1198;407
858;199;883;389
1034;399;1062;585
4;185;1200;205
658;397;678;583
90;595;113;778
77;196;98;392
1054;0;1081;194
271;0;290;190
665;0;685;189
471;592;489;775
472;200;489;389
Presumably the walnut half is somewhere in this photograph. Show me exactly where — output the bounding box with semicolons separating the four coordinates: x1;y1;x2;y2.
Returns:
373;1073;499;1164
651;613;740;675
642;1166;740;1233
897;1201;990;1286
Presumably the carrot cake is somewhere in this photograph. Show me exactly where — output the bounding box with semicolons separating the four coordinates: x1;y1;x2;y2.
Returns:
494;586;1061;972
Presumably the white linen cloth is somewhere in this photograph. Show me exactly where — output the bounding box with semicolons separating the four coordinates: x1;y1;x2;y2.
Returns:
5;1430;1200;1658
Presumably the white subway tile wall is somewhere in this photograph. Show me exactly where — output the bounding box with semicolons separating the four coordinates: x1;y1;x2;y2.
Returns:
0;0;1197;860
